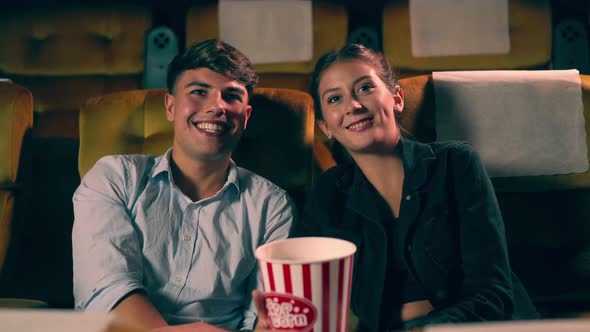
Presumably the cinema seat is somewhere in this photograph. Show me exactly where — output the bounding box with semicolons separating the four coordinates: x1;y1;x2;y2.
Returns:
184;1;348;92
0;82;32;275
0;4;152;308
382;0;552;77
78;88;315;210
397;73;590;317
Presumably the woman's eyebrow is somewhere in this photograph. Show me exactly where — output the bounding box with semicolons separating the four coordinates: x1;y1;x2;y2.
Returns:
321;87;341;99
353;75;371;86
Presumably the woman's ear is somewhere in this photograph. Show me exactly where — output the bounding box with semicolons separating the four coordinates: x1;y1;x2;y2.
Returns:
393;85;404;113
317;119;333;139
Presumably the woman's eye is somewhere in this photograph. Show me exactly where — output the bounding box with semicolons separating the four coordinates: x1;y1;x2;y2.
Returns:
357;84;374;94
327;96;341;104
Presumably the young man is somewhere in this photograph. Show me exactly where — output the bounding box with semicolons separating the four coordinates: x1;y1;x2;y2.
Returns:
72;40;295;331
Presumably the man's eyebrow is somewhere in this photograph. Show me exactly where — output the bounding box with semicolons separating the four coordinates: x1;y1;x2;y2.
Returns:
184;81;211;89
223;86;246;95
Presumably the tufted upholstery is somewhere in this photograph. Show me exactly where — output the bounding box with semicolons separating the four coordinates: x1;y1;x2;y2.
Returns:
0;4;151;139
383;0;552;76
0;5;152;308
185;1;348;92
0;83;33;274
0;6;148;76
398;74;590;317
79;87;315;209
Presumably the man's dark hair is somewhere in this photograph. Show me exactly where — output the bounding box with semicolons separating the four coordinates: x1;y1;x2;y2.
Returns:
167;39;258;97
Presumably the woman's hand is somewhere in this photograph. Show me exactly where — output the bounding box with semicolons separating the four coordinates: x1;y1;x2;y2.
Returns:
252;290;273;332
252;290;297;332
151;322;230;332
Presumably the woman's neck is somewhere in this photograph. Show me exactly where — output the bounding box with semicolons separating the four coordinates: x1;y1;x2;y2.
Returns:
351;150;405;218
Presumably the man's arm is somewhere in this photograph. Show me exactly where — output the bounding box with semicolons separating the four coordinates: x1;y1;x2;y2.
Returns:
243;190;297;331
113;292;168;329
72;156;167;329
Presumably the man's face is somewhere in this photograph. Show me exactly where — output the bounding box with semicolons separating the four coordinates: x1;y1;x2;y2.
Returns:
165;67;252;161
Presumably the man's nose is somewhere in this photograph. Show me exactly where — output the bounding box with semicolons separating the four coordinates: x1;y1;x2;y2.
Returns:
206;92;226;115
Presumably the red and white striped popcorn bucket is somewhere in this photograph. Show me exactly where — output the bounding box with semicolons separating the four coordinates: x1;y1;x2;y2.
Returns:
255;237;357;332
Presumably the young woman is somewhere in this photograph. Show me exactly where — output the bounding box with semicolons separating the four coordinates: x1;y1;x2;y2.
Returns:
286;44;538;331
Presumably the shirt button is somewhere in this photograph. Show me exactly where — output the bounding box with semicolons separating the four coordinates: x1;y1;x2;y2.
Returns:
183;234;191;241
405;194;412;201
175;277;182;283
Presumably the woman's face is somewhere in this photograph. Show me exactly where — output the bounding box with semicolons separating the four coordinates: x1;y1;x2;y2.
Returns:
317;60;404;155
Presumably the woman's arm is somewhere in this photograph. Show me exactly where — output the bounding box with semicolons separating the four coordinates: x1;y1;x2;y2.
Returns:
405;143;514;329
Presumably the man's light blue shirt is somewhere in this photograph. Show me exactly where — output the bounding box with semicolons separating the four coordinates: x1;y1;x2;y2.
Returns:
72;149;295;330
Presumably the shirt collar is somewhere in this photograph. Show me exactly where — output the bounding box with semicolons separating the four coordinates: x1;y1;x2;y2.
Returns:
150;148;173;177
149;148;241;193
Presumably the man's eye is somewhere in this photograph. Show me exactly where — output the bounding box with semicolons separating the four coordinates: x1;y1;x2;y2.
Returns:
224;94;242;102
190;89;207;96
327;96;341;104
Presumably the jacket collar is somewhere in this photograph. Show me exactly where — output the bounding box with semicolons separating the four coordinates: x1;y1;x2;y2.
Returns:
399;137;436;191
344;137;436;223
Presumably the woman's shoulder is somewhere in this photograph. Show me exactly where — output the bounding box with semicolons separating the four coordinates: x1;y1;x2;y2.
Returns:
427;140;480;161
428;140;474;153
315;162;356;190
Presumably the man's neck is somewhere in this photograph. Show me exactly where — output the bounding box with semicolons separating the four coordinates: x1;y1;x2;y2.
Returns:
170;149;231;202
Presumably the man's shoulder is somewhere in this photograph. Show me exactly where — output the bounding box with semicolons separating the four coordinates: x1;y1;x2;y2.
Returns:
84;154;162;186
235;166;289;198
92;154;159;173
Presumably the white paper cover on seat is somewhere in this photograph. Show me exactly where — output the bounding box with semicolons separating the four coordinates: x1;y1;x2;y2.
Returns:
433;69;588;177
218;0;313;64
425;319;590;332
0;310;128;332
409;0;510;57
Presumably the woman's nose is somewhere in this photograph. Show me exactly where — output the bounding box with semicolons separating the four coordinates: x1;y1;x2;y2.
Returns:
347;98;364;114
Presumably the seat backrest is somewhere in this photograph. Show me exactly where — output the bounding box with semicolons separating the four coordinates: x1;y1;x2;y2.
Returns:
0;4;151;139
383;0;552;76
399;73;590;317
0;6;153;307
185;0;348;92
79;87;315;209
0;82;33;274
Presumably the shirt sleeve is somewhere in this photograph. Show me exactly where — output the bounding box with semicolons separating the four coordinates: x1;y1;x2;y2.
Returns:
405;143;515;329
72;156;145;311
245;190;297;330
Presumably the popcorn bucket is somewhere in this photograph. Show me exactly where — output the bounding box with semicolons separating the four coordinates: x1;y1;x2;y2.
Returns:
255;237;357;332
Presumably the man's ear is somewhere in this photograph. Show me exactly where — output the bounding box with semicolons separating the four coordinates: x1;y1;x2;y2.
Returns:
317;119;332;138
393;86;404;113
165;93;175;122
243;105;253;129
